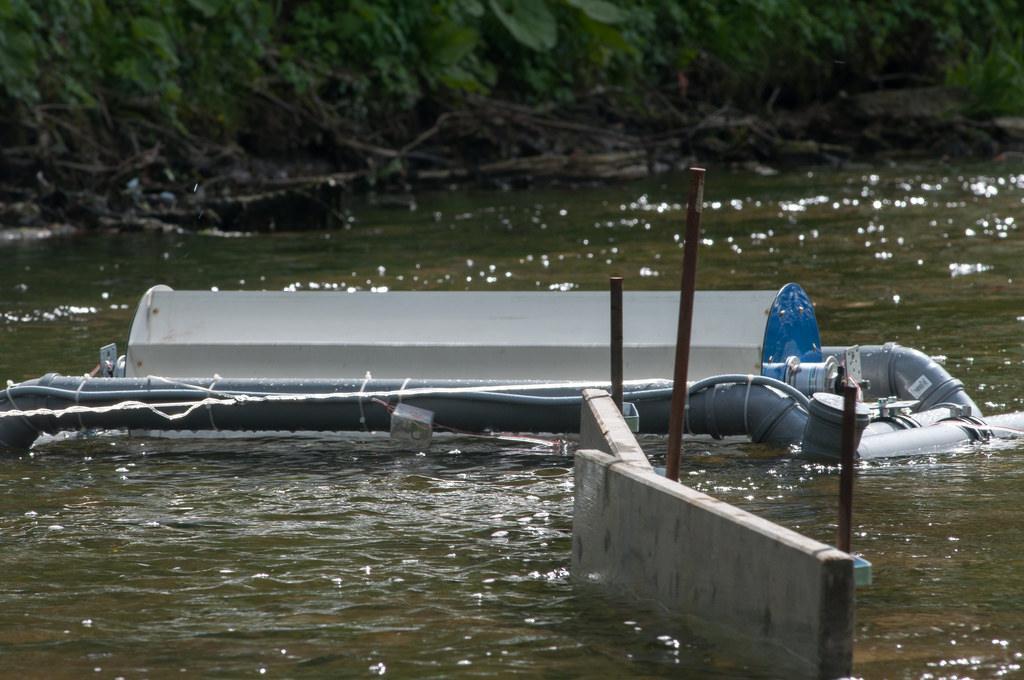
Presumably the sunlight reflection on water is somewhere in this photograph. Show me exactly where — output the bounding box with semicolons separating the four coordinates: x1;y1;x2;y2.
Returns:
4;161;1024;676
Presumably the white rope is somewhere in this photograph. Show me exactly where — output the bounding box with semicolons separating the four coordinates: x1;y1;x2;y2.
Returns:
145;375;668;398
357;372;371;430
0;396;239;422
135;376;671;401
743;373;753;435
75;378;88;431
0;377;677;423
148;374;225;395
207;377;220;431
5;384;37;433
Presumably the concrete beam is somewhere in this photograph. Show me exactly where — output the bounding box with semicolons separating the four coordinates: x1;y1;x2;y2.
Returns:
573;390;853;677
579;388;651;469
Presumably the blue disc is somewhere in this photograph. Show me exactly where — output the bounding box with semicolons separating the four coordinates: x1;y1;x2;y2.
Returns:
761;283;822;379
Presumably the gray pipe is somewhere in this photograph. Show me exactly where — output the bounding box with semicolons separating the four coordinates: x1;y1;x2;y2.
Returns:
685;382;808;445
856;418;991;460
800;393;870;459
1;373;813;452
1;372;1013;460
799;392;999;461
688;374;811;408
822;343;982;417
985;412;1024;432
0;374;679;451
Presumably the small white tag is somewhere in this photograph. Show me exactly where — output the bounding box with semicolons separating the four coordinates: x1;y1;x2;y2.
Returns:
908;375;932;399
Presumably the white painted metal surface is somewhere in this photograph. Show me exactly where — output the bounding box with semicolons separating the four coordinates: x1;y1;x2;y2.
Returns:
125;286;777;380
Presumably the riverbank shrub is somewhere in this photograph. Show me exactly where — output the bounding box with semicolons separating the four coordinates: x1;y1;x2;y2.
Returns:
1;0;1023;158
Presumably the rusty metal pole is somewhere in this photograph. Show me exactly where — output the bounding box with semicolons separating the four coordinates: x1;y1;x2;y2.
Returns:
837;383;857;553
610;276;624;411
665;167;706;482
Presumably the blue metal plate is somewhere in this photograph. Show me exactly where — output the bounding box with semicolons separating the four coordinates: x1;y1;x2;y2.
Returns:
761;283;822;379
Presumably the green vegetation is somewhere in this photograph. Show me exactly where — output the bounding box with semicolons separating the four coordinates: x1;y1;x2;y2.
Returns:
948;30;1024;117
1;0;1023;183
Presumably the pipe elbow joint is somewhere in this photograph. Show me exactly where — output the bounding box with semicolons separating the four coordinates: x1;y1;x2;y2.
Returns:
685;382;808;447
885;343;982;417
748;394;808;446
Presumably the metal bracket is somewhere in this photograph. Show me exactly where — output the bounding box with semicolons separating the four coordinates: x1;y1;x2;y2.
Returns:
99;343;118;378
874;396;919;418
390;403;434;447
622;402;640;433
844;345;862;387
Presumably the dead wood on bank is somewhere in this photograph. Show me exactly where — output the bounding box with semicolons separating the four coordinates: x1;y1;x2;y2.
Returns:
0;86;1020;233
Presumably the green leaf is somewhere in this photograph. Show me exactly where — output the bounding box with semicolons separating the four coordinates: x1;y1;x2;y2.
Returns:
438;64;485;93
130;16;178;65
184;0;218;19
63;75;96;107
163;80;182;104
488;0;556;51
565;0;625;24
579;15;635;58
676;46;699;70
431;25;479;66
459;0;485;18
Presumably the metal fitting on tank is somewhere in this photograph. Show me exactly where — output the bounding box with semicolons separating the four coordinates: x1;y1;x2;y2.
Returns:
784;355;839;396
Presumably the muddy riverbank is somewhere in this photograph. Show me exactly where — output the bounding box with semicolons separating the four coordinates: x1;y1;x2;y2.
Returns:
4;86;1024;237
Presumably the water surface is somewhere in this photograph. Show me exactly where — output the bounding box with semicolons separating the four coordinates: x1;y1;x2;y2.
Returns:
3;161;1024;676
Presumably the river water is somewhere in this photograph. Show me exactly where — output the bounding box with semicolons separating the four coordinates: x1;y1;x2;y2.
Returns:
2;162;1024;677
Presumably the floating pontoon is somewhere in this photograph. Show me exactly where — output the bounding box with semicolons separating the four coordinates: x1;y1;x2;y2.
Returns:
122;285;777;380
2;283;1022;457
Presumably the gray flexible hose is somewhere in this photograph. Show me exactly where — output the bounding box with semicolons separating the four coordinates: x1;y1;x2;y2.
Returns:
3;376;804;408
687;374;811;408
